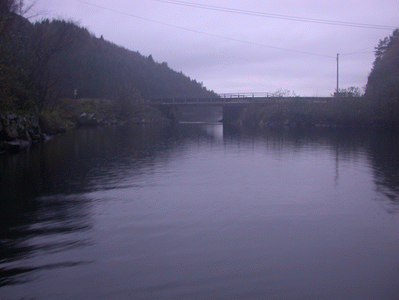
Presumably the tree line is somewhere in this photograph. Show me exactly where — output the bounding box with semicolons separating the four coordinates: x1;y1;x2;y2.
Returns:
366;29;399;103
365;29;399;123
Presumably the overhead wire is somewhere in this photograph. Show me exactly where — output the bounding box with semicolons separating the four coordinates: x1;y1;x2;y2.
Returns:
341;46;375;56
153;0;397;30
76;0;335;58
74;0;389;92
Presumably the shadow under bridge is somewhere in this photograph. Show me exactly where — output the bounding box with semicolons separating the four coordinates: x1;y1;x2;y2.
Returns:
145;94;268;123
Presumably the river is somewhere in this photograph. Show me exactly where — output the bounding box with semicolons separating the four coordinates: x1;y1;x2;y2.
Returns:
1;123;399;300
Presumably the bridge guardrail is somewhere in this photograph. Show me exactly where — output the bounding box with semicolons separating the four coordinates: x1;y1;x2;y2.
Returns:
145;95;357;105
218;92;272;98
146;97;257;104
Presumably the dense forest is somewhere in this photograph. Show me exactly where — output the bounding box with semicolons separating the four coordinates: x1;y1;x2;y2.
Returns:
366;29;399;103
363;29;399;123
0;1;216;114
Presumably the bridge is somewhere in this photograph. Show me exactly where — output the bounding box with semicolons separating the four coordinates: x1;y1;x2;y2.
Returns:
145;94;346;123
146;92;338;106
147;92;289;105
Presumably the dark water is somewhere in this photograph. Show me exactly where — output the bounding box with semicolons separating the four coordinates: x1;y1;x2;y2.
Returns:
1;124;399;300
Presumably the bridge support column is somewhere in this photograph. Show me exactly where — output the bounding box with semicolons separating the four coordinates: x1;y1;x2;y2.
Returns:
156;105;181;122
222;104;245;124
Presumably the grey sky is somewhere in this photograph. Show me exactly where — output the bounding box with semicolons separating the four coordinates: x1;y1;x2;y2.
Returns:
33;0;398;96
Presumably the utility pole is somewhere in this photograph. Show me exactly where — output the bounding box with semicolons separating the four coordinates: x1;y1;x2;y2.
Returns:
336;53;339;94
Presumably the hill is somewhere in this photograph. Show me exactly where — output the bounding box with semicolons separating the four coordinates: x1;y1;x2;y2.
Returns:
0;11;216;113
50;23;216;101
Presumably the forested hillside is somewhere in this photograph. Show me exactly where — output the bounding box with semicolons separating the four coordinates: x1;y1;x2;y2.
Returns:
0;2;216;113
49;24;216;100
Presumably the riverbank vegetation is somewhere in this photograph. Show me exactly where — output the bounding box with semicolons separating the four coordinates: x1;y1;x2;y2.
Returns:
237;98;370;128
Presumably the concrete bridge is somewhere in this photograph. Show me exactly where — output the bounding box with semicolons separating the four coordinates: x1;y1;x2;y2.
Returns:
145;94;345;123
147;93;286;105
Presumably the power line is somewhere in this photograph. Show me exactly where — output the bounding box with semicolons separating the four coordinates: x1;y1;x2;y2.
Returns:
341;50;374;56
341;45;376;56
153;0;398;30
76;0;335;58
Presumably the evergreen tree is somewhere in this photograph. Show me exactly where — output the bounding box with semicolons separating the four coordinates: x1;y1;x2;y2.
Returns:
365;29;399;122
372;29;399;71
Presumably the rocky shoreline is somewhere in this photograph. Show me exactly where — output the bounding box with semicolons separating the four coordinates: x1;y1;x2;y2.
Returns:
0;109;170;154
0;112;46;153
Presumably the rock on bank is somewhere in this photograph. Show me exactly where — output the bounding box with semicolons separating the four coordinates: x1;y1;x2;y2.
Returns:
0;112;44;153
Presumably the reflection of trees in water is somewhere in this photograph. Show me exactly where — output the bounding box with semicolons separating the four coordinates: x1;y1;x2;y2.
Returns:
368;131;399;214
223;125;399;213
0;194;92;286
0;124;218;286
2;124;399;286
0;146;93;286
223;125;369;157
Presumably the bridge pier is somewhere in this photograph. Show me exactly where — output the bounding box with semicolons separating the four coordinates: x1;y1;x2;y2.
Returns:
222;104;246;124
154;103;247;124
156;105;180;122
156;104;223;123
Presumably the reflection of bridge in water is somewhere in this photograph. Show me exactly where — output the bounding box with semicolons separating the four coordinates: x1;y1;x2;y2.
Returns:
146;93;335;122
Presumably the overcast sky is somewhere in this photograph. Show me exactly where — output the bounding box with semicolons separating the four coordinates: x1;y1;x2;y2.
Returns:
32;0;398;96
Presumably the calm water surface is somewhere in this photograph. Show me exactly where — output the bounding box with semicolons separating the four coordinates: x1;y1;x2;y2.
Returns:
1;124;399;300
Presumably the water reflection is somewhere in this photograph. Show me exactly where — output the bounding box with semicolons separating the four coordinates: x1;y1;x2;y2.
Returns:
368;130;399;213
0;144;94;285
223;125;399;213
0;193;92;286
1;124;399;298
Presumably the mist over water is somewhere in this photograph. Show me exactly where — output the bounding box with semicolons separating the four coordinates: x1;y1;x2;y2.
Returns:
1;124;399;299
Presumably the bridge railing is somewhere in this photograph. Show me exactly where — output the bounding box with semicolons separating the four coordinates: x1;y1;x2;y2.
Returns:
147;97;222;104
146;93;274;104
145;95;355;105
147;97;250;104
217;92;272;98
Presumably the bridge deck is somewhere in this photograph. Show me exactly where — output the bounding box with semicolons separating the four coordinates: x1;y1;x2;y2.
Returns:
146;96;339;105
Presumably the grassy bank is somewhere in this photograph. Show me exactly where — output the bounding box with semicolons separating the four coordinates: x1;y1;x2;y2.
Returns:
0;98;170;153
39;98;169;132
